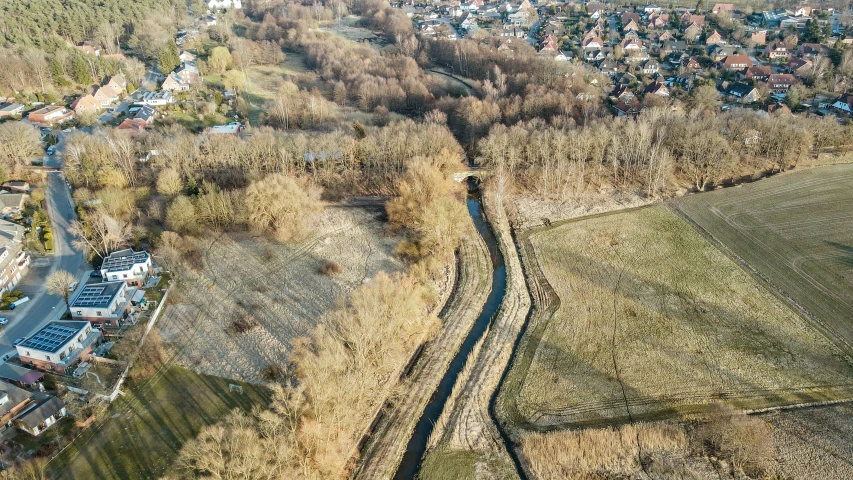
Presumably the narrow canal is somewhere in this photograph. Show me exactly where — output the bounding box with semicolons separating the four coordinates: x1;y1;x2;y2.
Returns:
394;180;508;480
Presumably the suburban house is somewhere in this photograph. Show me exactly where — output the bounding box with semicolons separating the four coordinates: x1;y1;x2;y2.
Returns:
75;42;101;57
0;219;29;294
70;94;101;115
644;81;670;97
642;59;660;75
27;105;73;126
209;122;244;135
623;19;639;32
750;31;767;45
712;3;735;14
117;119;149;132
100;249;152;287
0;379;66;436
831;92;853;113
684;23;702;41
15;396;67;436
162;73;190;92
142;91;174;106
706;30;725;46
745;65;773;81
765;42;790;60
176;64;200;85
767;73;797;92
208;0;242;9
727;83;760;103
70;281;134;328
721;55;753;70
0;103;24;118
1;182;30;194
0;192;26;216
93;85;122;107
17;321;102;375
179;51;197;63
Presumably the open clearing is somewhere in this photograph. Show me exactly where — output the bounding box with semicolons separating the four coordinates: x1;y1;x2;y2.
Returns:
158;204;402;384
510;206;853;429
676;164;853;351
49;367;270;480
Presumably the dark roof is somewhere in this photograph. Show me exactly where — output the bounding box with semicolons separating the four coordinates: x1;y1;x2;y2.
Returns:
71;282;126;309
101;249;150;273
15;396;64;429
0;380;33;418
19;321;89;354
727;82;756;97
0;103;23;113
0;363;43;385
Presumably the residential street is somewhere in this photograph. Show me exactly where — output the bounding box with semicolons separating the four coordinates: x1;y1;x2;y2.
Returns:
0;148;85;355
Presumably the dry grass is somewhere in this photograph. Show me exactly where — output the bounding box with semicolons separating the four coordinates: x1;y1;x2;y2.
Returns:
516;206;853;428
521;423;689;479
157;205;402;384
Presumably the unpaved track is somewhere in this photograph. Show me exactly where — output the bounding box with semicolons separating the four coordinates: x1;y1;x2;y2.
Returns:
355;217;492;480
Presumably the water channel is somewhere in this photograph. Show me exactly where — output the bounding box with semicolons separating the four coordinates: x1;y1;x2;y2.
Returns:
394;180;508;480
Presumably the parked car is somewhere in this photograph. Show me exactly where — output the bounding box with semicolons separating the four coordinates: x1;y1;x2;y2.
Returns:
0;318;8;325
46;146;55;155
12;338;24;346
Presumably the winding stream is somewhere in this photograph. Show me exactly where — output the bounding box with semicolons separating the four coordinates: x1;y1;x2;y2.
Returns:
394;181;508;480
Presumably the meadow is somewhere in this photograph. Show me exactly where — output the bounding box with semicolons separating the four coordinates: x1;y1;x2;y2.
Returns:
510;206;853;429
676;164;853;352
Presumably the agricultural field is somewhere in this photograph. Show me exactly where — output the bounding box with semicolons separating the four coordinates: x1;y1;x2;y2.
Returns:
510;206;853;429
157;204;402;384
676;164;853;351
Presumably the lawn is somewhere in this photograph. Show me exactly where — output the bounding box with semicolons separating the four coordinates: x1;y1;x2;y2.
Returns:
506;206;853;429
48;367;271;480
676;164;853;352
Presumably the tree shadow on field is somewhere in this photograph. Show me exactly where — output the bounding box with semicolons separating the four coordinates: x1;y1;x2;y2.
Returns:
526;248;853;430
826;242;853;269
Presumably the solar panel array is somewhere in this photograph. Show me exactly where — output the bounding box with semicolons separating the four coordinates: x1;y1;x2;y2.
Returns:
101;250;148;272
72;284;116;308
21;323;82;353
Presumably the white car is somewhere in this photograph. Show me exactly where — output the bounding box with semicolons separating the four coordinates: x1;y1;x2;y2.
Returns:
0;317;8;325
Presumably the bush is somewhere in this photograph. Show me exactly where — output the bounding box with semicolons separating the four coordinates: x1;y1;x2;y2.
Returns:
228;311;259;335
45;239;54;251
318;260;342;275
261;364;284;381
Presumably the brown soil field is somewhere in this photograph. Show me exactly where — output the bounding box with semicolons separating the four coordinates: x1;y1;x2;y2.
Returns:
507;206;853;429
157;203;402;384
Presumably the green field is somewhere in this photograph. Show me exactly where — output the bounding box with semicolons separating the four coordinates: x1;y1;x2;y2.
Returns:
50;367;271;480
503;206;853;430
677;164;853;352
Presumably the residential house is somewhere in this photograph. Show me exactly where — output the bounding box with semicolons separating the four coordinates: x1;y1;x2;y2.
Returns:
75;43;100;57
644;81;670;96
765;42;790;61
100;249;152;287
761;103;792;116
797;43;830;59
208;0;242;9
539;35;559;53
0;379;66;436
134;105;157;124
767;73;797;92
0;219;29;294
27;106;73;126
0;103;24;118
117;119;149;132
70;282;134;328
710;45;738;61
647;14;669;29
209;122;244;135
15;397;67;436
644;5;663;14
17;321;102;375
179;51;197;63
706;30;725;46
611;85;635;101
142;91;174;106
0;193;26;216
712;3;735;14
788;57;814;78
176;64;200;85
655;30;675;42
1;182;29;194
721;54;753;70
70;94;101;115
661;40;687;55
598;58;618;75
680;13;705;27
793;5;811;17
582;33;605;49
614;98;644;117
727;82;760;103
684;23;703;42
682;56;702;70
614;72;637;87
642;59;660;75
745;65;773;81
162;73;189;92
623;19;639;32
621;12;641;26
620;37;643;50
750;30;767;45
831;92;853;113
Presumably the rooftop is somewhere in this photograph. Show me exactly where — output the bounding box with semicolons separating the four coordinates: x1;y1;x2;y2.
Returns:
101;249;150;273
0;379;34;419
71;282;126;309
19;321;90;354
15;396;64;430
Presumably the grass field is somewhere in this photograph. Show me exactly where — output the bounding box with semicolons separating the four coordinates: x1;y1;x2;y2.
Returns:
510;206;853;429
49;367;270;480
676;164;853;352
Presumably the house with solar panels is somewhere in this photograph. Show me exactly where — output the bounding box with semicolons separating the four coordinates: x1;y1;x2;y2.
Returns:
100;249;152;287
16;321;102;375
70;281;134;328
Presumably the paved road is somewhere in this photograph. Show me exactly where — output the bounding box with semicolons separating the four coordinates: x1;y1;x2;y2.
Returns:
0;146;85;355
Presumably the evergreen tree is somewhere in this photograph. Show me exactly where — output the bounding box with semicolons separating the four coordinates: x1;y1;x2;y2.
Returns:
158;41;180;74
71;55;91;85
50;57;70;86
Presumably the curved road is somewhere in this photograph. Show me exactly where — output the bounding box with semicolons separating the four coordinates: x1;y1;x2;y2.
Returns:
0;140;85;355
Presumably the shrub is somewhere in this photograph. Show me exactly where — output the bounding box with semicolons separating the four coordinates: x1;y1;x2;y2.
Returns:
228;312;259;335
318;260;342;275
261;364;284;381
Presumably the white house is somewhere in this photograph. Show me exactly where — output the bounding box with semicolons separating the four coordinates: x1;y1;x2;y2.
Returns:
100;249;152;287
142;91;174;106
831;92;853;113
15;397;67;436
17;321;102;375
70;282;134;328
208;0;241;9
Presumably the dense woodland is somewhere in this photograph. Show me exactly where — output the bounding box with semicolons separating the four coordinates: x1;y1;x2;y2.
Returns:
2;0;853;478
